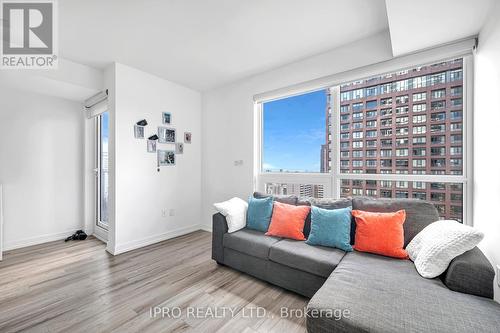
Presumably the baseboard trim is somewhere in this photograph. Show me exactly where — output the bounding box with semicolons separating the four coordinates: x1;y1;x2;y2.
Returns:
3;225;211;254
93;225;108;243
199;224;212;233
4;229;82;251
110;224;203;255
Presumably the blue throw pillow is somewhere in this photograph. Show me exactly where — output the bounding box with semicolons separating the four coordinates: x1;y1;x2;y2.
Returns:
306;206;353;252
246;196;273;232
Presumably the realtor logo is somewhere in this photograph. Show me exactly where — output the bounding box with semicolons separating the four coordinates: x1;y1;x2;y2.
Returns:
1;0;57;69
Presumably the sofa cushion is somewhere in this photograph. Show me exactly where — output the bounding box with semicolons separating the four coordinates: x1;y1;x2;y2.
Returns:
352;197;439;247
223;228;281;259
306;206;353;252
407;219;484;278
298;197;353;240
269;239;346;277
441;247;495;299
246;196;273;232
266;202;310;240
307;251;500;333
352;209;408;259
253;191;298;205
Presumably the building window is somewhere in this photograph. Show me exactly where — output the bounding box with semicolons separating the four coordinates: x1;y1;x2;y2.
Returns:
412;126;426;135
412;137;426;145
431;89;446;99
396;116;409;125
412;92;427;102
396;95;409;104
451;86;462;96
450;123;462;131
431;112;446;122
450;147;462;155
412;103;427;113
352;102;363;111
450;69;462;81
412;115;427;123
451;98;463;107
380;149;392;157
380;97;392;106
431;100;446;110
381;108;392;117
431;147;446;156
412;148;426;156
366;100;377;109
396;148;409;157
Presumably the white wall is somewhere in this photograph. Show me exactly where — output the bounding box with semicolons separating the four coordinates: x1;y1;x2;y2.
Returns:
201;31;393;229
108;63;202;254
0;87;84;250
474;1;500;302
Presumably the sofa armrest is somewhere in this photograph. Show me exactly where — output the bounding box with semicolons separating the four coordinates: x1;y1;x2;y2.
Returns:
441;247;495;299
212;213;228;263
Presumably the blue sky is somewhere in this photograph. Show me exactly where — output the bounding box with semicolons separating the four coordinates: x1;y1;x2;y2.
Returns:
263;89;327;172
101;111;109;151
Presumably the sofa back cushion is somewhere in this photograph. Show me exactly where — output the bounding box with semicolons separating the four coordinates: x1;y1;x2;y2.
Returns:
352;197;440;247
253;192;297;205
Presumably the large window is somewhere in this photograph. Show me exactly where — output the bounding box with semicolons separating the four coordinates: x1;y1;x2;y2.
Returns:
257;57;470;223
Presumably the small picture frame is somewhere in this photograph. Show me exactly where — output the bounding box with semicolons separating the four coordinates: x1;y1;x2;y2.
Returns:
147;139;157;153
176;142;184;154
158;127;176;143
162;112;172;125
184;132;192;144
158;150;175;166
134;125;145;139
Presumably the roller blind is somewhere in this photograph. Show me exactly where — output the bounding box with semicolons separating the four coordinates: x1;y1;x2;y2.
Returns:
84;90;108;119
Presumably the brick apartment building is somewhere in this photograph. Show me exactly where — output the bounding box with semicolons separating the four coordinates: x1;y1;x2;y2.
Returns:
321;59;464;221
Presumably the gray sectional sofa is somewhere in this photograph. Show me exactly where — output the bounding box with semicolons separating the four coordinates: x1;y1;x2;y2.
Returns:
212;194;500;332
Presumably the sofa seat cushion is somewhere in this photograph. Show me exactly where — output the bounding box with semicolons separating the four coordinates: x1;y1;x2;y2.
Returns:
269;239;346;278
307;251;500;333
223;228;281;259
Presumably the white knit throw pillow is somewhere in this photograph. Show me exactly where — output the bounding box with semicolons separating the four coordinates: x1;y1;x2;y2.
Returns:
406;220;484;278
213;197;248;233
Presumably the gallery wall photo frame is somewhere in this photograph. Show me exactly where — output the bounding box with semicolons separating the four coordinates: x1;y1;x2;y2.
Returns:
184;132;192;144
134;125;145;139
147;134;159;153
158;127;176;143
158;150;175;166
162;112;172;125
147;139;157;153
176;142;184;154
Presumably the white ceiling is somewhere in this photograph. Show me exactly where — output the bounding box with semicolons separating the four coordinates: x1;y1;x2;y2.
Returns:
59;0;389;91
54;0;496;92
385;0;494;56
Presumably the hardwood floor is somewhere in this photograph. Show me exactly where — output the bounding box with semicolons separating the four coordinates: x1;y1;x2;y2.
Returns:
0;231;308;333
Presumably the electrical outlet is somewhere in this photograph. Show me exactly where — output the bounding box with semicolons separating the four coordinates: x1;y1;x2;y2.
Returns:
169;209;175;217
497;265;500;287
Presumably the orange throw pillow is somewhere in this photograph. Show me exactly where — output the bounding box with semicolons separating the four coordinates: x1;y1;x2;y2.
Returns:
352;210;408;259
266;202;310;240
